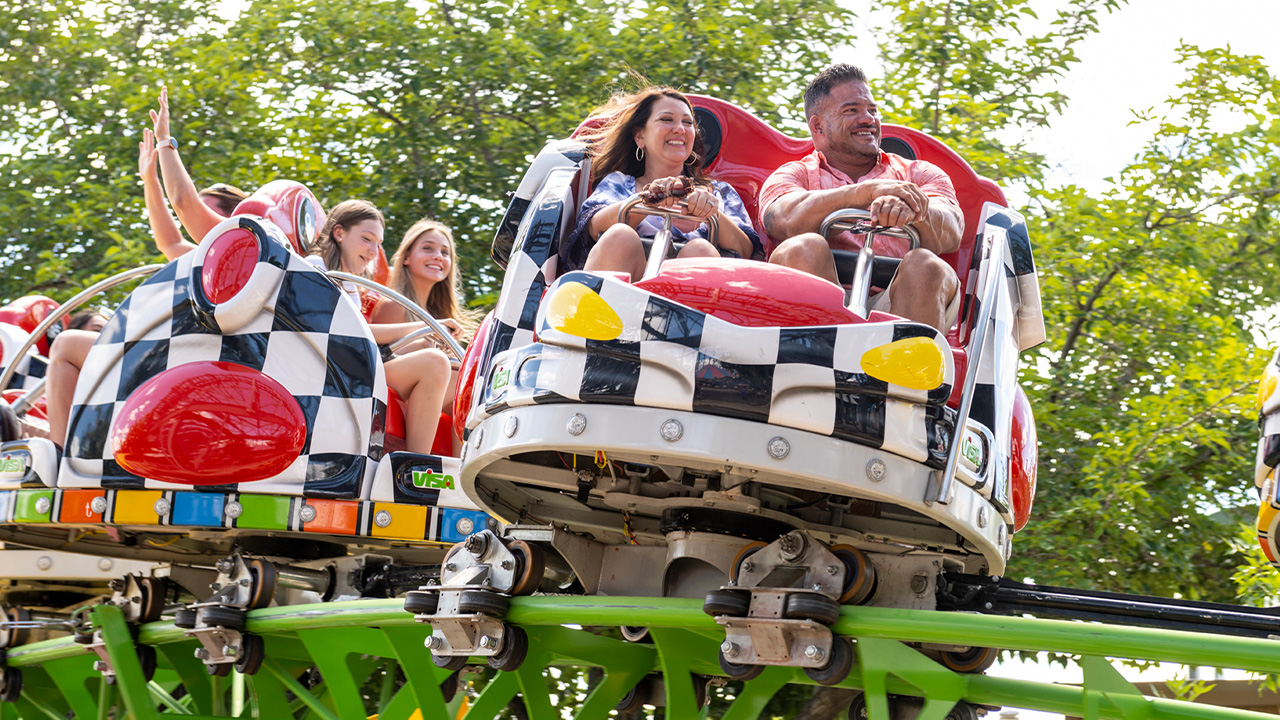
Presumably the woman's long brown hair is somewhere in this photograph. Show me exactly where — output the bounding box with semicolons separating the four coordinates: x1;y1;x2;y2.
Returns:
578;86;710;190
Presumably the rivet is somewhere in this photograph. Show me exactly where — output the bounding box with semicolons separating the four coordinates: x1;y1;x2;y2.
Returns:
998;524;1007;545
566;413;587;436
866;459;886;482
977;506;989;528
90;496;108;514
223;501;241;519
97;558;113;572
299;504;317;523
34;497;51;514
456;517;476;535
472;427;484;448
36;555;52;571
659;419;684;442
154;498;172;516
374;510;393;528
767;436;790;459
503;415;519;438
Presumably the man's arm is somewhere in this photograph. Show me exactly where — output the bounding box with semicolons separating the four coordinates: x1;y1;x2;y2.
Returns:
764;178;961;254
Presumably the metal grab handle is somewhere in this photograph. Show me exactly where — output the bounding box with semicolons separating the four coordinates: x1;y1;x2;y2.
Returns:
0;264;164;393
617;194;720;280
820;209;920;318
327;271;466;361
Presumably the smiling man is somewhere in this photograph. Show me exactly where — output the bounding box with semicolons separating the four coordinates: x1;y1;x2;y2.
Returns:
760;64;964;331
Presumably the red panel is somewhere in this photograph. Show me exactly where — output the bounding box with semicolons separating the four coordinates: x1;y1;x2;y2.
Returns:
202;228;259;304
111;361;306;485
431;412;454;457
453;313;494;443
385;388;407;454
1010;385;1038;532
2;389;46;420
59;489;104;523
232;181;327;255
0;296;66;356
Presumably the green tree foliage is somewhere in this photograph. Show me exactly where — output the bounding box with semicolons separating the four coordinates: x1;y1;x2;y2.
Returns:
1013;45;1280;600
0;0;851;303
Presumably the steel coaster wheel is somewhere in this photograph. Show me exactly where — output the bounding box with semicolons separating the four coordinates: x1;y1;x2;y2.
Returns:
488;624;528;672
403;590;440;615
830;544;878;605
173;608;198;629
729;541;768;583
616;673;655;713
246;558;278;610
718;650;765;681
938;645;998;673
945;701;982;720
784;592;841;625
703;589;751;617
236;633;266;675
804;636;853;686
620;626;651;643
506;539;546;596
432;652;468;672
4;607;30;648
457;589;510;616
0;666;21;703
201;605;247;630
137;645;158;682
206;661;233;677
137;577;168;623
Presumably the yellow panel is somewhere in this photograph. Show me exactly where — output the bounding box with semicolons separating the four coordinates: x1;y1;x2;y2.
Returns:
112;490;165;525
370;503;429;540
861;337;945;391
547;282;623;341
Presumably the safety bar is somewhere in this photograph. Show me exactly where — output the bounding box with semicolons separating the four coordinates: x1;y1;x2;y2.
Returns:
617;195;719;281
326;271;466;361
819;209;919;318
0;264;163;392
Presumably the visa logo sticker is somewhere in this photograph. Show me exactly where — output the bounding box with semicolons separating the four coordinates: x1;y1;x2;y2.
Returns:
412;469;455;490
491;364;511;392
0;455;26;477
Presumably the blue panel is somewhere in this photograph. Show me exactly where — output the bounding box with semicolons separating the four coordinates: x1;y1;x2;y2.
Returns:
170;492;225;527
437;508;492;543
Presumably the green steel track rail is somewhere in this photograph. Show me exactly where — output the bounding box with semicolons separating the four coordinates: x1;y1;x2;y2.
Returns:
3;597;1278;720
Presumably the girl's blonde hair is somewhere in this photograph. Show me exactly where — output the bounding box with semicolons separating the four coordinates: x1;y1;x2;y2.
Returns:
388;218;477;333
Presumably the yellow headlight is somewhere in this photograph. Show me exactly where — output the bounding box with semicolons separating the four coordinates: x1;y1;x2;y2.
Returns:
1258;364;1278;413
546;281;623;341
861;336;946;391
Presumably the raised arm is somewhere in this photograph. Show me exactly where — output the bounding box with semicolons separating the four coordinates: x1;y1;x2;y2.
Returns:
151;87;224;243
139;128;195;260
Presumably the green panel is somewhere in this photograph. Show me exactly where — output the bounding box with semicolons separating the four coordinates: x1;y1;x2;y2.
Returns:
11;489;53;523
233;494;292;530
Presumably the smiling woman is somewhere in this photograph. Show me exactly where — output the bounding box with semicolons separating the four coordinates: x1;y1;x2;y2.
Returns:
560;86;764;282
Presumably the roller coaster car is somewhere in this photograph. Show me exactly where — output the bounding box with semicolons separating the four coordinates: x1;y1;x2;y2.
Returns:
1254;349;1280;565
450;95;1045;620
0;180;491;573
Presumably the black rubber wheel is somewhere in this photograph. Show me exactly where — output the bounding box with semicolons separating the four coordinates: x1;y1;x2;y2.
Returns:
692;674;708;708
457;589;510;616
945;701;982;720
507;540;546;596
615;674;654;713
784;592;841;625
138;577;168;623
939;646;998;673
137;645;158;682
488;624;528;672
620;626;651;643
804;636;853;686
403;590;439;615
236;633;266;675
73;628;96;644
718;650;764;681
246;559;278;610
173;608;198;629
831;544;878;606
206;662;233;677
200;605;246;630
440;670;461;703
431;652;468;672
5;608;30;648
729;541;767;583
0;667;21;703
703;589;751;617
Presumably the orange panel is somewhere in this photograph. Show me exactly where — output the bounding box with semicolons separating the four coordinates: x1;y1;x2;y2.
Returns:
302;499;358;536
58;489;105;523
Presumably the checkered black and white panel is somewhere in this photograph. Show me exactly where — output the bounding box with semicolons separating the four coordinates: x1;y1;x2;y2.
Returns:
469;156;586;433
0;324;46;392
59;217;387;499
367;451;480;512
487;271;956;466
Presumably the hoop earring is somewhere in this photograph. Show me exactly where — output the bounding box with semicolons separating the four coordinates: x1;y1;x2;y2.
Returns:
635;146;645;162
685;151;700;166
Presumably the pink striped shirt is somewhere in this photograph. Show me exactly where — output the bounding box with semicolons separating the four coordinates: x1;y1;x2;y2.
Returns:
759;150;959;257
